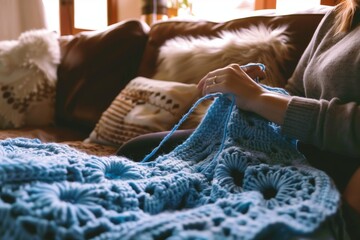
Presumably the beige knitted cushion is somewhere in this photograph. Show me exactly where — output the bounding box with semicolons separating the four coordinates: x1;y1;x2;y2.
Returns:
0;29;60;128
85;77;200;147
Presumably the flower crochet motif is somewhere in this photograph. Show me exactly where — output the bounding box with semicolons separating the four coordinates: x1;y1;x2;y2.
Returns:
0;93;339;239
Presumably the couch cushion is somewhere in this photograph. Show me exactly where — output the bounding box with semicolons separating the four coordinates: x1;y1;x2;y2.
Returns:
85;76;200;147
56;20;149;133
0;29;60;129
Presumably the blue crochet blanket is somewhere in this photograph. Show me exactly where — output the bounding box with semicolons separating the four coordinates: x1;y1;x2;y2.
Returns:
0;94;340;240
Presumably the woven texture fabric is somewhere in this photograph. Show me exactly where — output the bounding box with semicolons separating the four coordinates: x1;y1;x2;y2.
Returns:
0;94;339;240
0;29;60;129
86;76;199;147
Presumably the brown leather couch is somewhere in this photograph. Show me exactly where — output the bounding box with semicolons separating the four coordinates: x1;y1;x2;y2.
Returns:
0;6;331;155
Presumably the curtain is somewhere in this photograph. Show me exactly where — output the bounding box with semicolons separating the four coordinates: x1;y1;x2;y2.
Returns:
0;0;47;40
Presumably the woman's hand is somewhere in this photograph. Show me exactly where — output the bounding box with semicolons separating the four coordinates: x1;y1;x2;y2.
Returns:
197;63;266;112
197;63;291;125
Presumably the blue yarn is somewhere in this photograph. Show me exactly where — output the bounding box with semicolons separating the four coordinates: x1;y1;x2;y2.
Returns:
142;93;226;163
143;62;264;163
142;92;236;166
200;93;236;178
0;86;340;240
240;62;266;83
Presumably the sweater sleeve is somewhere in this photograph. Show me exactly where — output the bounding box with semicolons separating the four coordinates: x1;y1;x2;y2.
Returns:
284;47;309;97
282;97;360;158
285;10;332;96
282;9;360;158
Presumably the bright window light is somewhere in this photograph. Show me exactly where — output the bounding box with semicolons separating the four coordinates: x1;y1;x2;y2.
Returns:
191;0;255;21
74;0;108;30
276;0;321;13
42;0;60;34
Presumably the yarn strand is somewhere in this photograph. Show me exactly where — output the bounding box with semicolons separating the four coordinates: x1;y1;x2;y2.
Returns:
201;93;235;177
142;62;265;164
141;93;232;163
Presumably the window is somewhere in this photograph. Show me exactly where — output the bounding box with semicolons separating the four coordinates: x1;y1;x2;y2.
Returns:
191;0;255;21
276;0;321;13
42;0;338;35
42;0;117;35
74;0;108;30
42;0;60;34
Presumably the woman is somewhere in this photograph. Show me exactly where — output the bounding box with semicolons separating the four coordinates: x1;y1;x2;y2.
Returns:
197;0;360;237
119;0;359;237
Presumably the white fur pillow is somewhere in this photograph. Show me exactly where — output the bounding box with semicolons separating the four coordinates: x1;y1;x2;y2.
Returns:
153;24;292;87
0;29;60;128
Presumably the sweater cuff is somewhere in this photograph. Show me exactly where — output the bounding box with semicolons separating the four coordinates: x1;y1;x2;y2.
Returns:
282;96;319;142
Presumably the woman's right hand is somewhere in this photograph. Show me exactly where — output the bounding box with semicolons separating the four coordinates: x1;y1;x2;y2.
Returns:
197;63;291;125
241;63;267;82
197;63;267;112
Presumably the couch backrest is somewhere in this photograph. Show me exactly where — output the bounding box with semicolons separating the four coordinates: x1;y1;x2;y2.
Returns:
56;20;149;132
138;7;331;81
55;6;331;133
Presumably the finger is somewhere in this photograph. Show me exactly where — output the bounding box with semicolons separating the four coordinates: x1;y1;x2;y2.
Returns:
203;82;222;96
241;63;265;72
241;64;266;81
228;63;265;82
198;75;211;91
198;68;226;92
246;67;266;81
197;77;206;91
201;77;215;95
202;75;224;95
197;71;217;90
241;64;261;73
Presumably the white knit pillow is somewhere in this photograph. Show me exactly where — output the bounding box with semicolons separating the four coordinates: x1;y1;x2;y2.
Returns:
85;77;200;147
153;24;292;87
0;29;60;128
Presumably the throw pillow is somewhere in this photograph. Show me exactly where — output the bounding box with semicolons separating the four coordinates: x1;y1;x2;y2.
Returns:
0;29;60;128
152;24;292;87
85;76;200;147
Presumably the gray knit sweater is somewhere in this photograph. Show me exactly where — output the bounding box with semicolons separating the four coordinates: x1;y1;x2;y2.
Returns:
283;8;360;159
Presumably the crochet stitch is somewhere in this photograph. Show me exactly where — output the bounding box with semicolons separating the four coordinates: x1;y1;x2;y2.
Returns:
0;91;340;239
